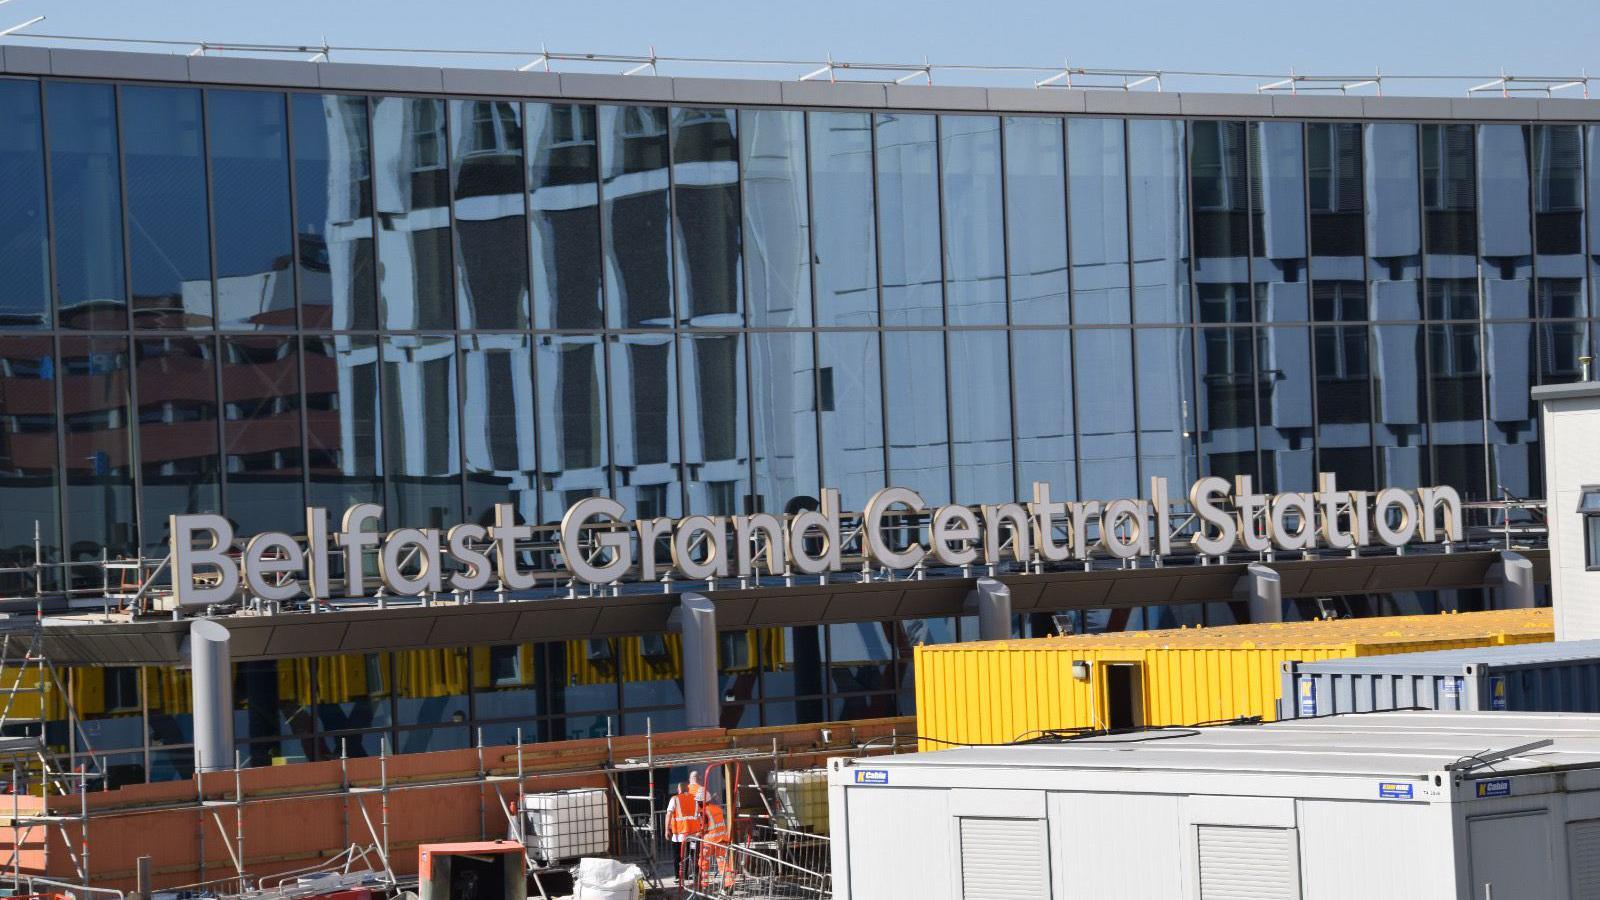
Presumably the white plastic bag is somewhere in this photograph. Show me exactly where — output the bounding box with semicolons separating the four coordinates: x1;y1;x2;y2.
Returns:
572;857;643;900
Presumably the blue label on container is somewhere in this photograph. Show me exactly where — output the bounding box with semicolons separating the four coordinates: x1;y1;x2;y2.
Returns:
1490;676;1508;711
1442;676;1462;697
1298;677;1316;717
1379;782;1414;799
1476;779;1511;798
854;769;889;785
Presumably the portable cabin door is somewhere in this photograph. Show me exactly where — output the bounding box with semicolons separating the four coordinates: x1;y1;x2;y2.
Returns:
1467;811;1555;900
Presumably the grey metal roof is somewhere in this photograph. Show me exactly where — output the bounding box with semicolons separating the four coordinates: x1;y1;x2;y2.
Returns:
5;43;1600;122
1532;382;1600;403
863;711;1600;778
1291;638;1600;674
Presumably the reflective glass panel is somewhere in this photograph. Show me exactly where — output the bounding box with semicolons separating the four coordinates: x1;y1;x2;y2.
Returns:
680;333;748;515
809;112;877;326
62;336;135;565
1068;119;1130;325
949;329;1012;503
0;337;59;586
303;335;382;514
1365;124;1422;321
291;94;376;331
1308;123;1366;321
749;330;818;514
535;335;608;518
394;649;468;725
1129;119;1189;324
816;330;883;511
672;107;741;325
1484;322;1536;500
1422;124;1478;320
1590;127;1600;318
135;335;220;552
374;97;453;331
1313;317;1375;491
0;80;48;328
1197;326;1256;484
741;109;810;328
1250;123;1308;323
209;90;294;330
1534;125;1586;324
609;333;680;519
1479;125;1533;319
221;336;304;536
460;334;536;526
123;86;212;329
1372;323;1427;486
471;644;535;721
1541;320;1590;385
876;114;942;327
526;103;602;331
381;335;459;528
1003;117;1068;326
1012;329;1075;500
48;81;126;330
314;652;392;733
1134;328;1195;491
1190;121;1251;325
450;99;529;328
1427;322;1486;500
601;105;673;329
1074;328;1136;496
1257;326;1314;492
883;330;948;503
941;115;1005;327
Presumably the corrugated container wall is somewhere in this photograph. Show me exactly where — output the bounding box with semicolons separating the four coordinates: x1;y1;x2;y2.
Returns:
914;609;1553;749
1279;638;1600;719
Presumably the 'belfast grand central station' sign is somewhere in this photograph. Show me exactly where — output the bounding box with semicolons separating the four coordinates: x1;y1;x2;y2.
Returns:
168;475;1465;608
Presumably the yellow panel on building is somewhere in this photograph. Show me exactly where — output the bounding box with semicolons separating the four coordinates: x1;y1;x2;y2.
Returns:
914;608;1554;750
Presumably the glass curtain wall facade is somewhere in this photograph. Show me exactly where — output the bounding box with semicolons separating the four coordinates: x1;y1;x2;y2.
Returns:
4;80;1595;585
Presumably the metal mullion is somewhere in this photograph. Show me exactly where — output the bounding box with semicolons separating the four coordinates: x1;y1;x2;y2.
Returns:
282;96;314;517
1243;121;1264;489
869;114;890;492
113;85;146;555
1299;122;1322;485
522;102;545;525
933;114;955;506
1416;123;1438;489
665;106;690;516
367;97;392;526
1063;116;1085;500
802;112;825;503
199;92;229;530
593;104;619;503
1354;124;1379;486
39;79;72;583
1180;119;1200;491
1473;125;1492;507
441;97;469;527
996;116;1020;501
1122;118;1144;494
734;110;757;513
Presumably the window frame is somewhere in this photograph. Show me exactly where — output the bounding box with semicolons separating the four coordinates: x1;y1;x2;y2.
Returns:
1582;487;1600;571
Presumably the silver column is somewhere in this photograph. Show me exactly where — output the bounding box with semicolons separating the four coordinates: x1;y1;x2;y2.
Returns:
967;577;1013;641
190;618;235;773
674;593;720;730
1235;563;1283;624
1489;550;1536;609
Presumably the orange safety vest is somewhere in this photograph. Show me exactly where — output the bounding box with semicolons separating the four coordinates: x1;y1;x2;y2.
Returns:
702;802;730;844
699;802;735;888
668;791;703;839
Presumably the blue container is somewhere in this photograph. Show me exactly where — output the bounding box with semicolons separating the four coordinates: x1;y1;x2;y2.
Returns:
1278;640;1600;719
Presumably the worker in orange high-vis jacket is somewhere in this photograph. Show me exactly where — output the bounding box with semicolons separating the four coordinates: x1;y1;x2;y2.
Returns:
667;781;704;886
699;799;735;893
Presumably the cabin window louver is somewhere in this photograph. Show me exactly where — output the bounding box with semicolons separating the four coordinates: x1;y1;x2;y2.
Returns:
1197;824;1301;899
1568;819;1600;898
958;817;1050;900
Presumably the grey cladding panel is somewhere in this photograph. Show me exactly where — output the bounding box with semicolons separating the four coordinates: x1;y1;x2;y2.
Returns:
1083;91;1181;116
511;606;603;641
985;87;1086;114
559;72;674;103
1361;96;1453;119
744;592;832;626
50;48;190;81
318;62;444;93
672;77;782;106
883;84;989;111
779;80;887;108
1450;97;1541;120
1269;94;1365;118
187;55;320;88
1177;92;1274;118
263;621;350;657
425;610;521;646
4;45;48;74
439;67;560;98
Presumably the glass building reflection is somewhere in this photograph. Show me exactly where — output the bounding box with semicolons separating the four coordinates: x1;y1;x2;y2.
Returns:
0;73;1594;582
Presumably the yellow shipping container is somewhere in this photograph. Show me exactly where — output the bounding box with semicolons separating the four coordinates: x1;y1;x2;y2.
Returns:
915;608;1554;749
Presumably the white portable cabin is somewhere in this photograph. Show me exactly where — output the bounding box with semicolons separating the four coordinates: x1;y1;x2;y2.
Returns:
828;711;1600;899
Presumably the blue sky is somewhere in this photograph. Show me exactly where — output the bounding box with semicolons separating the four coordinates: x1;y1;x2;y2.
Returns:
3;0;1599;94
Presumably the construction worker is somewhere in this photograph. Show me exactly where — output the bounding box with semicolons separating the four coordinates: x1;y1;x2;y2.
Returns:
666;781;704;887
700;798;735;894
